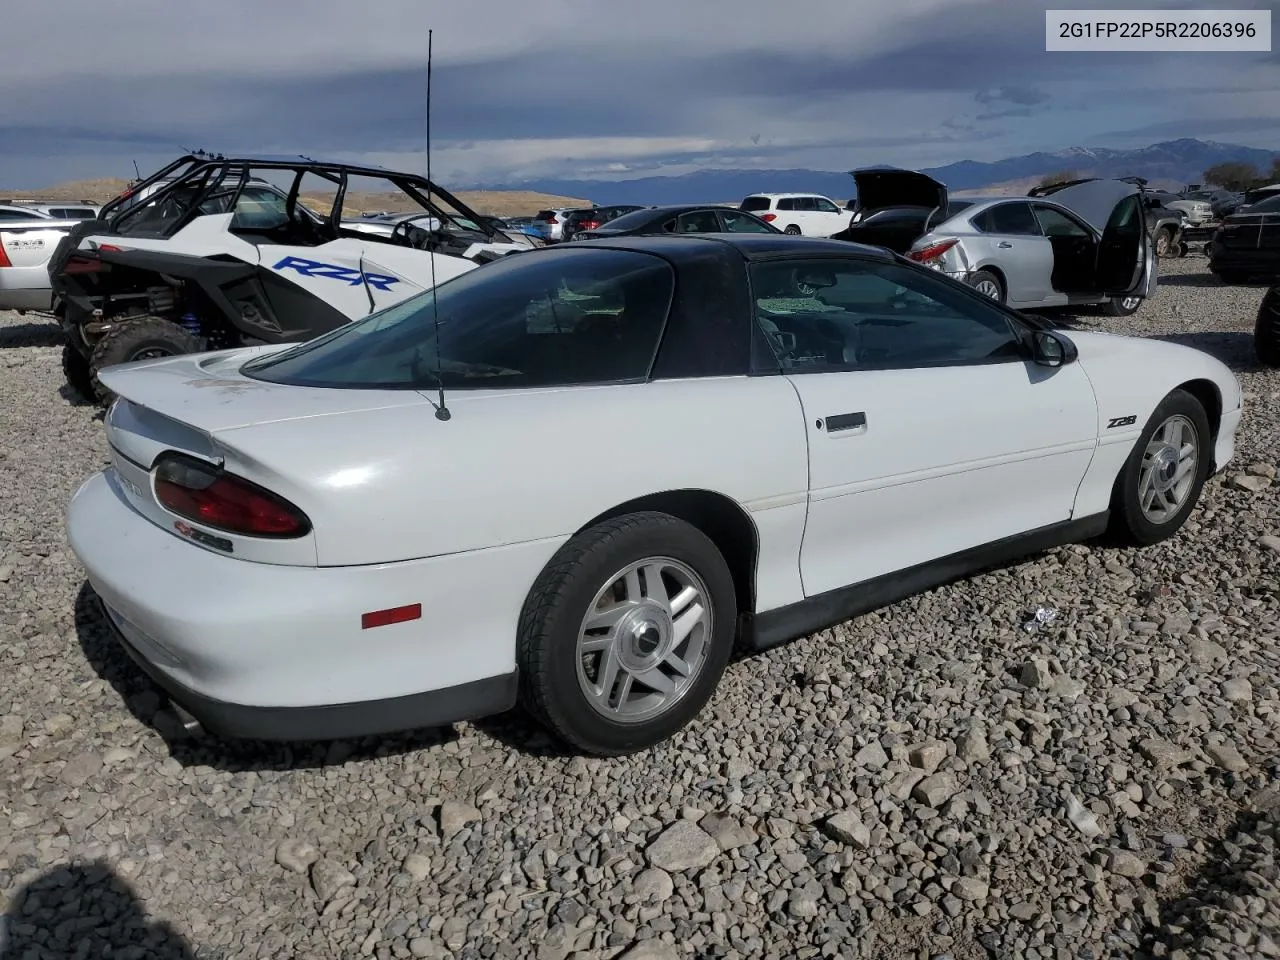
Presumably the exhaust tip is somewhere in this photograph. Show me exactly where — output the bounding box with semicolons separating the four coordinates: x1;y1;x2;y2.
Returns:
168;701;205;737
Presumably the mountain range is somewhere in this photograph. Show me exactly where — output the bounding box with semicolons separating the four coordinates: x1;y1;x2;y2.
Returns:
468;139;1280;205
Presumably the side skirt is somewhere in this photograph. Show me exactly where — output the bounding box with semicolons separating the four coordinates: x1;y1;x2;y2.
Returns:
743;512;1109;653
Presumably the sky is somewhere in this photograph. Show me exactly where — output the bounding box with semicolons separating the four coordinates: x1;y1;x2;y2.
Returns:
3;0;1280;189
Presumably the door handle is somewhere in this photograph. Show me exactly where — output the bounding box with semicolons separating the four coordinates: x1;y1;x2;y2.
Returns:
821;411;867;435
997;241;1013;248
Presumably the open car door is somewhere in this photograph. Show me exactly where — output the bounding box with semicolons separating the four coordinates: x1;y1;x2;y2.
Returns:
1042;178;1154;299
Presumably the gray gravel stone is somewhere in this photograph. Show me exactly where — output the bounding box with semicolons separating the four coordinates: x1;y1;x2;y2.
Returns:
275;838;320;874
821;811;872;848
310;858;356;900
644;821;718;872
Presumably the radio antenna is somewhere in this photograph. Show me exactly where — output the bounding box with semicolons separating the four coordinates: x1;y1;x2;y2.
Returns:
425;28;450;422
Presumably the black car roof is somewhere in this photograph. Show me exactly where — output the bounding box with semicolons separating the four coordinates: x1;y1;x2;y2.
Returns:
560;233;893;262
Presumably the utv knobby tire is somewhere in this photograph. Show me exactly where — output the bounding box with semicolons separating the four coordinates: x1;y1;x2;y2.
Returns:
61;342;94;402
1256;286;1280;368
89;316;199;405
1107;388;1211;547
516;511;737;757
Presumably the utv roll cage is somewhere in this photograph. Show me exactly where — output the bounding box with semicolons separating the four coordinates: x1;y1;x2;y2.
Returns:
100;152;501;242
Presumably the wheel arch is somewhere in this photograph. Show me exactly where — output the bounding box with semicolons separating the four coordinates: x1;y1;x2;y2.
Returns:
1175;378;1223;468
971;262;1007;297
575;489;760;617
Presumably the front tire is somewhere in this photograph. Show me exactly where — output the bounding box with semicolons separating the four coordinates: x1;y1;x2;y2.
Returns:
1102;295;1143;317
88;316;200;405
1256;286;1280;367
1108;389;1211;546
1154;228;1173;258
516;512;737;756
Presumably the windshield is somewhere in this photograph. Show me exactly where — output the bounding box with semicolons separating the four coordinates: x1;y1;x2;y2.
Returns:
242;248;676;390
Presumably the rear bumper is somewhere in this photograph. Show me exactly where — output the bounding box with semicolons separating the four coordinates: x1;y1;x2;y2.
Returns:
0;266;54;311
67;469;561;740
102;598;517;741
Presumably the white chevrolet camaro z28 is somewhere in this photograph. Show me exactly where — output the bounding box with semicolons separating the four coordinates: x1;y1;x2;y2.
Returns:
66;231;1243;756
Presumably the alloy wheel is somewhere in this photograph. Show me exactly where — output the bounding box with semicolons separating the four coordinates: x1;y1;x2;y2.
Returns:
575;557;714;724
1137;414;1199;523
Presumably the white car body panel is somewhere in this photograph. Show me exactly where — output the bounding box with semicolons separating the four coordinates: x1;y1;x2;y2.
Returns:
1063;331;1242;517
787;362;1098;595
0;218;79;310
67;268;1243;729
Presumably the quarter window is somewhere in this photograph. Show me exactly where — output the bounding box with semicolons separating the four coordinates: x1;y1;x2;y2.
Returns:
750;258;1024;373
974;202;1041;236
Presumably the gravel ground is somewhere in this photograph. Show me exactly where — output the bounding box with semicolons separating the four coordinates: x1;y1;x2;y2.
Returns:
1;255;1278;960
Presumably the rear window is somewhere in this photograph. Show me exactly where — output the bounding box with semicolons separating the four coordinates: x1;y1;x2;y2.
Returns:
534;210;557;221
740;196;772;212
242;248;675;390
594;208;661;231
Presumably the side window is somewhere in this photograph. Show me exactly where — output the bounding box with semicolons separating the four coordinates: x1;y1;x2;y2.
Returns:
721;210;775;233
231;188;291;229
750;258;1023;374
1033;206;1090;238
777;198;797;211
982;202;1041;236
814;198;841;213
796;197;819;211
675;210;722;233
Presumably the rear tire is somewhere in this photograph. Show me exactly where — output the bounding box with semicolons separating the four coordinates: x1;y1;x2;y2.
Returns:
516;512;737;756
88;316;200;405
61;342;95;402
1108;389;1211;546
784;224;802;235
1256;286;1280;368
967;269;1005;304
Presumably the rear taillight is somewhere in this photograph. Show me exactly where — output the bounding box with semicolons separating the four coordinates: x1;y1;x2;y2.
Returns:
0;242;10;269
907;238;960;263
154;454;311;538
582;220;601;230
761;214;777;223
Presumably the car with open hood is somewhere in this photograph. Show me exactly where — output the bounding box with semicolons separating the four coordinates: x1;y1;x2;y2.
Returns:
66;234;1240;756
833;169;1155;316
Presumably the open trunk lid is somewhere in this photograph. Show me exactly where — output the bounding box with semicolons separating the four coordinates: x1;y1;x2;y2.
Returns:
850;167;948;214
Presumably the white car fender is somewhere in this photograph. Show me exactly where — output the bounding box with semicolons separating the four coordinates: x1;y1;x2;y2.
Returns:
1066;330;1242;517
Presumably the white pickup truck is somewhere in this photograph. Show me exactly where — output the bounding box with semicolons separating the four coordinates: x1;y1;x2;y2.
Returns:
0;213;79;312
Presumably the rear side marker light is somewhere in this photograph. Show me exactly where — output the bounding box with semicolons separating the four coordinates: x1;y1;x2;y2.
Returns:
362;604;422;630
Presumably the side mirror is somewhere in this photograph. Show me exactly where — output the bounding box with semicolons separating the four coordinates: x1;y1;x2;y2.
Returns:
1032;330;1077;367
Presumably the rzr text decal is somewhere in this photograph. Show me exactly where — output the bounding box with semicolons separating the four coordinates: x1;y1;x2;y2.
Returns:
271;255;401;291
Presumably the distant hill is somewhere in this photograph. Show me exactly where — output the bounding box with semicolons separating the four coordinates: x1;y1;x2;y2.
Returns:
0;178;590;218
469;138;1280;204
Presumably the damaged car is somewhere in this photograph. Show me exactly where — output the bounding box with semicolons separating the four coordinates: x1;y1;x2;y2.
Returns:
833;168;1154;316
51;153;530;403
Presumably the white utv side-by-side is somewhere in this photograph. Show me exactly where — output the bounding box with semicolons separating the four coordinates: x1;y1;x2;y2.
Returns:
51;153;530;403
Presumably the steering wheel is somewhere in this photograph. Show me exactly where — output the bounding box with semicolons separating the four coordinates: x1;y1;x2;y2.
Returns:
390;220;417;248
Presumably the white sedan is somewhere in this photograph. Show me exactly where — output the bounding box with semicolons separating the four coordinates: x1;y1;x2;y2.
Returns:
66;234;1243;756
